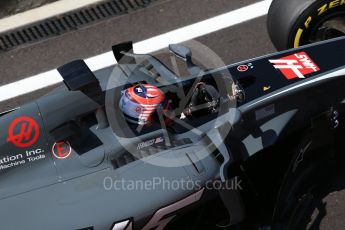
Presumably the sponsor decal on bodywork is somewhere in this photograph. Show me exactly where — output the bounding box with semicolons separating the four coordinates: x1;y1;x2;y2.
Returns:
237;65;249;72
0;148;46;170
7;116;40;148
236;63;253;72
52;141;72;159
269;52;320;79
137;137;165;150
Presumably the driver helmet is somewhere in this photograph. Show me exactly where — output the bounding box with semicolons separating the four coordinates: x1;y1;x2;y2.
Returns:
119;84;166;125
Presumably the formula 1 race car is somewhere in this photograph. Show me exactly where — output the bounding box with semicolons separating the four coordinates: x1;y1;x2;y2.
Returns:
1;2;345;230
1;36;345;230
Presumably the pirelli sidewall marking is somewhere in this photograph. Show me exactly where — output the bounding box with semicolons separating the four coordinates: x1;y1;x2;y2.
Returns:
293;0;345;48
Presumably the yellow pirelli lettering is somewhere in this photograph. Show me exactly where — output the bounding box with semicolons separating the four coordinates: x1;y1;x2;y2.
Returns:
294;28;304;48
330;0;340;8
318;4;328;15
304;16;312;29
341;0;345;5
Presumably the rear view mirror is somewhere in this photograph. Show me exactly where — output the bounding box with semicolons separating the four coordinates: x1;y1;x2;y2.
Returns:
169;44;204;76
169;44;192;61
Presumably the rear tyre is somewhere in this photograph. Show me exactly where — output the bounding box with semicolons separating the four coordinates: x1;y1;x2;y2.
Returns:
272;129;335;229
267;0;345;50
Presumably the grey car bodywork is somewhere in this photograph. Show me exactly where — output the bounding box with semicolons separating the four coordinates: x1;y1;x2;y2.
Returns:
1;37;345;229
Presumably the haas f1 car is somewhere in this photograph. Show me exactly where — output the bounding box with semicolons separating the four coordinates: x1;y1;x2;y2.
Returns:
2;1;345;229
1;36;345;229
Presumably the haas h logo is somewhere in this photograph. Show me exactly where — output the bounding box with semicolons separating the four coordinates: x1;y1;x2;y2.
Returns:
7;116;40;148
269;52;320;80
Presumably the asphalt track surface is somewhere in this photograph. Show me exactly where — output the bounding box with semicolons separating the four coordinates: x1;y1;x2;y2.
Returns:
0;0;58;19
0;0;344;229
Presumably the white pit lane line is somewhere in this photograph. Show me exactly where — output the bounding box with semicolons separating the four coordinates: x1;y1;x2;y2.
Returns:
0;0;272;103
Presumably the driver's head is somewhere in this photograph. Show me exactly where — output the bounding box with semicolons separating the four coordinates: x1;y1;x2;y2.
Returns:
119;84;165;125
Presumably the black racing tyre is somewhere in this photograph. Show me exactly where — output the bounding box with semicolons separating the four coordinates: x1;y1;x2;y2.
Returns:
267;0;345;50
271;129;335;230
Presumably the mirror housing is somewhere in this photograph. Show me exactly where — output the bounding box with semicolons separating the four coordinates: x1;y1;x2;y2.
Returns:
169;44;192;61
169;44;203;76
